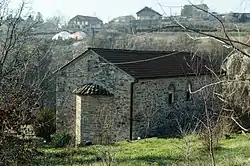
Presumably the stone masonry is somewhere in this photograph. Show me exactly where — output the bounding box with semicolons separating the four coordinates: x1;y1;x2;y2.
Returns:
132;76;211;139
56;48;212;145
56;50;134;144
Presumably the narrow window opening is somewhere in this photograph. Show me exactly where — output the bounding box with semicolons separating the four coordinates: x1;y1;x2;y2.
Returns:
186;82;192;101
168;84;175;105
186;91;191;101
169;93;173;104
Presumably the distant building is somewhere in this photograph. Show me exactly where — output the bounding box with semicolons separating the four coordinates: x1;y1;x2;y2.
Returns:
132;6;162;31
109;15;136;25
224;13;250;23
68;15;103;29
181;4;209;19
136;6;162;20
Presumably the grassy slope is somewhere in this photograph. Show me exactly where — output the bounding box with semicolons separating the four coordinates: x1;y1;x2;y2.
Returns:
34;134;250;166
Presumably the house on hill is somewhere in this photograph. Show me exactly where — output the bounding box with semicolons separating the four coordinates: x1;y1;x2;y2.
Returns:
181;4;209;19
68;15;103;30
224;12;250;23
109;15;136;25
136;6;162;20
55;48;213;145
133;6;162;31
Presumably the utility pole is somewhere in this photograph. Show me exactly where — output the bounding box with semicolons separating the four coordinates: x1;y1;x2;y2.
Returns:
91;27;95;46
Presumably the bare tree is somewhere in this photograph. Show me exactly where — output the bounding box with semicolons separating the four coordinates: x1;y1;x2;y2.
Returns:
35;12;44;24
156;2;250;166
138;85;161;139
46;15;66;30
95;102;116;144
0;1;55;165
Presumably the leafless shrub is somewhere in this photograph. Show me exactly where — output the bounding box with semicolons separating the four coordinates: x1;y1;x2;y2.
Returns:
98;148;116;166
0;1;55;164
95;103;116;144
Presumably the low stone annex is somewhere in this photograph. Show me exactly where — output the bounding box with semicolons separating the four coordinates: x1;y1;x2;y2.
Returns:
55;47;213;145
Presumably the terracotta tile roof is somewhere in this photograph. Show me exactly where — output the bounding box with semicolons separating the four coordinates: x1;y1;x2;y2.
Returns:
90;48;211;79
73;83;113;96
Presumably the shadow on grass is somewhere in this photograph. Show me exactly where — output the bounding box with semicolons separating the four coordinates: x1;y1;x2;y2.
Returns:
33;137;250;166
33;148;98;165
117;155;184;165
36;147;250;165
216;146;250;156
34;152;185;165
41;148;97;157
70;154;186;165
34;146;250;166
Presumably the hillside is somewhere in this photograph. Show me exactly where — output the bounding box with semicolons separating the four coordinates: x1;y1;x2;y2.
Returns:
46;30;250;72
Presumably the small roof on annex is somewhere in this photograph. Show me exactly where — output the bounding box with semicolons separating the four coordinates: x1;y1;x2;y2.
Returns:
59;48;211;79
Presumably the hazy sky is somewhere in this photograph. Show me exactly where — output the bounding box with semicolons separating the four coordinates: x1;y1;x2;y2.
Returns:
11;0;250;22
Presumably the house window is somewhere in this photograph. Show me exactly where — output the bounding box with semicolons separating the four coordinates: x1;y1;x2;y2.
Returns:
168;84;175;104
85;21;89;25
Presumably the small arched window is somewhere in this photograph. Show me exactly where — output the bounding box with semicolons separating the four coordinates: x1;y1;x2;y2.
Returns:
186;81;192;101
168;84;175;104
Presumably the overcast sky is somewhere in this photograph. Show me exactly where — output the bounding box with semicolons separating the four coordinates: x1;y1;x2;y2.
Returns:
11;0;250;22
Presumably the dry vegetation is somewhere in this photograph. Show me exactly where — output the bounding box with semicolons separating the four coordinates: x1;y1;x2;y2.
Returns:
1;1;250;166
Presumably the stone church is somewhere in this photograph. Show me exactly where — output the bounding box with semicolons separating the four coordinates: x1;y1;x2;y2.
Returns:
55;48;212;145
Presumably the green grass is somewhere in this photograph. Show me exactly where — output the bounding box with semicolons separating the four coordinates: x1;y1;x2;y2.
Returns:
34;134;250;166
